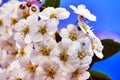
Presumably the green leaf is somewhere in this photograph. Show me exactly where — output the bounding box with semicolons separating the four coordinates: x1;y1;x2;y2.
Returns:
43;0;60;8
101;39;120;60
88;70;112;80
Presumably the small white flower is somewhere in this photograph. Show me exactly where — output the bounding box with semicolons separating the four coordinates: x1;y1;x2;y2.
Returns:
30;20;57;42
39;7;70;20
70;4;96;21
50;39;80;73
66;64;90;80
37;60;65;80
39;7;70;29
14;19;33;45
30;37;57;64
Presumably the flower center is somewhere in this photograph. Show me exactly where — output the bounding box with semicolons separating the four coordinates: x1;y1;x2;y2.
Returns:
39;26;47;35
46;68;56;79
69;33;77;41
78;51;85;59
60;52;69;62
23;11;29;19
82;25;89;31
41;47;50;56
50;12;57;18
22;26;30;34
92;42;96;50
0;19;3;26
11;18;18;25
19;48;25;56
27;64;37;73
72;69;80;78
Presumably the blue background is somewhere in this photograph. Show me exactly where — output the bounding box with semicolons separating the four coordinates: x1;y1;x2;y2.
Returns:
1;0;120;80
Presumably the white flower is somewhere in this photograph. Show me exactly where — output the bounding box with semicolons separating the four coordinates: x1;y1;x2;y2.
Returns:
37;60;65;80
78;14;103;59
50;39;80;73
66;64;90;80
87;33;104;59
30;37;57;64
60;24;86;42
30;20;57;43
39;7;70;29
70;4;96;21
39;7;70;20
14;19;33;46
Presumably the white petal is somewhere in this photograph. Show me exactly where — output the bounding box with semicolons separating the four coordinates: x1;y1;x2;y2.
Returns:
69;5;79;14
57;11;70;20
67;24;75;32
94;50;103;59
60;28;69;38
31;34;43;42
47;19;59;35
24;34;32;44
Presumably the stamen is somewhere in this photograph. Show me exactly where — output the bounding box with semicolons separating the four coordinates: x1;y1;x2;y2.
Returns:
41;47;50;56
78;51;85;59
46;68;56;79
69;33;77;41
27;64;37;73
60;52;69;62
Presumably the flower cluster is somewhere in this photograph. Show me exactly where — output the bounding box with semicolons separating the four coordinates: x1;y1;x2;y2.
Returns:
0;0;103;80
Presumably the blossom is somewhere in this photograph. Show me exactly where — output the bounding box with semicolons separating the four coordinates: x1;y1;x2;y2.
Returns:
36;60;65;80
60;24;87;42
39;7;70;29
14;18;34;46
30;20;57;43
70;4;96;21
50;39;80;73
30;37;57;64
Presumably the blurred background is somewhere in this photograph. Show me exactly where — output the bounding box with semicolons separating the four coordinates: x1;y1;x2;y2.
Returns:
1;0;120;80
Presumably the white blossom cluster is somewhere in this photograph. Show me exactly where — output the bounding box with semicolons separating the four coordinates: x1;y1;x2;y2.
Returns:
0;0;103;80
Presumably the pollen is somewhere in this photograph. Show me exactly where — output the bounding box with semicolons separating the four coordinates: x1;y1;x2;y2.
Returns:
19;48;25;56
39;26;47;35
59;52;69;62
50;12;57;18
22;26;30;34
46;68;56;79
27;64;38;73
11;18;18;25
92;42;96;50
69;33;77;41
78;51;85;59
23;11;29;19
41;47;50;56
